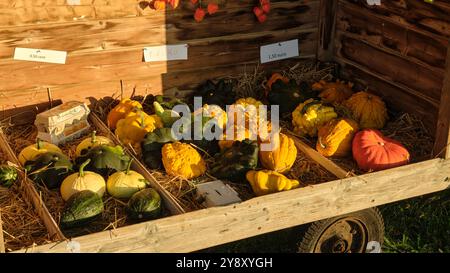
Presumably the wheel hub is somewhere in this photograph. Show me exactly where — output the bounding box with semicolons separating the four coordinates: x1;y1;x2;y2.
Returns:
314;217;368;253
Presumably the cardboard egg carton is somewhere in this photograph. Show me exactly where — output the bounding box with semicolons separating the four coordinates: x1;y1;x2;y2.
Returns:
34;101;91;145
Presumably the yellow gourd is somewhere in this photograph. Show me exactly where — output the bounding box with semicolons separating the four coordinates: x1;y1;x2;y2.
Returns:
106;159;147;199
259;133;297;173
316;118;359;157
292;99;338;137
75;131;113;157
246;170;300;196
115;111;163;146
193;104;228;130
162;142;206;179
344;91;388;129
18;139;62;165
60;159;106;201
228;98;264;128
107;99;143;130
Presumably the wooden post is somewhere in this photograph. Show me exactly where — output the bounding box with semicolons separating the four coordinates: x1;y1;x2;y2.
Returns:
0;212;5;253
433;45;450;158
317;0;338;62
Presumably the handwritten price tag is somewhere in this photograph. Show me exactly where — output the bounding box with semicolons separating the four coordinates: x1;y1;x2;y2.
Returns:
14;48;67;64
143;44;188;62
260;39;299;64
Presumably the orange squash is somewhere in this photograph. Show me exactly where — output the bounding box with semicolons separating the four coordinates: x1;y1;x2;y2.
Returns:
312;80;353;104
344;91;388;129
316;118;359;157
352;129;410;171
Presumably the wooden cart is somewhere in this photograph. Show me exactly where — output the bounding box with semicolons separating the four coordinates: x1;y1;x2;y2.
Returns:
0;0;449;253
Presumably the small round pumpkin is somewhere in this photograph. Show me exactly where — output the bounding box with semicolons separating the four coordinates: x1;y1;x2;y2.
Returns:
162;142;206;179
60;159;106;202
352;129;410;171
75;131;113;157
107;99;143;130
18;139;62;166
316;118;359;157
107;159;148;199
312;80;353;104
344;91;388;129
259;133;297;173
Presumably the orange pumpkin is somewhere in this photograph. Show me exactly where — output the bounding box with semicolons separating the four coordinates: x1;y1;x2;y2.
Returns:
312;80;353;104
265;73;289;96
352;129;410;171
344;91;388;129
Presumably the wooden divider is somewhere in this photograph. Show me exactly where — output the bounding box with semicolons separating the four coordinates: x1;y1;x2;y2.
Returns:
0;212;5;253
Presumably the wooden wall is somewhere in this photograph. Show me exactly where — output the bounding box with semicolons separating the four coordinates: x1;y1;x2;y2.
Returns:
0;0;320;110
334;0;450;137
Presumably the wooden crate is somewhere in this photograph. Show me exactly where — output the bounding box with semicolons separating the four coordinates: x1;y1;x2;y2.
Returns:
0;0;449;252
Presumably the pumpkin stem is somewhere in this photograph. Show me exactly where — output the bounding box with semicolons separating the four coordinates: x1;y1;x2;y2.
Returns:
125;158;133;175
318;137;326;149
79;159;91;177
91;131;97;144
36;138;43;150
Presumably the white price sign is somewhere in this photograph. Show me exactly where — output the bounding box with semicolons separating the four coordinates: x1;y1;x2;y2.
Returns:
260;39;299;64
14;48;67;64
143;44;188;62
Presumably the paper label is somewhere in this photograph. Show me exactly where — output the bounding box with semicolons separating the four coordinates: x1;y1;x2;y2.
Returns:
143;44;188;62
260;39;299;64
14;48;67;64
66;0;81;5
366;0;381;5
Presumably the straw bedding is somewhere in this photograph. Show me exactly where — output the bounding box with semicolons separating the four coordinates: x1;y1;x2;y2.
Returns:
0;151;52;252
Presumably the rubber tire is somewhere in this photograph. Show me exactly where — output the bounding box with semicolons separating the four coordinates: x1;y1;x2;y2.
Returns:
297;207;384;253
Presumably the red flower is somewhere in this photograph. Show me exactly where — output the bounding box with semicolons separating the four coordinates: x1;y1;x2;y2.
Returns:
257;14;267;23
207;3;219;15
194;8;206;22
253;6;264;17
261;3;270;13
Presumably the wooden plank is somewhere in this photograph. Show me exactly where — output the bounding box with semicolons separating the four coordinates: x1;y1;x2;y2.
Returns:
335;36;443;103
433;46;450;158
0;1;320;60
317;0;338;61
339;61;439;135
14;158;450;253
336;3;448;73
338;0;450;39
89;113;185;215
285;131;351;179
0;0;318;27
0;28;317;94
0;130;65;241
0;212;5;253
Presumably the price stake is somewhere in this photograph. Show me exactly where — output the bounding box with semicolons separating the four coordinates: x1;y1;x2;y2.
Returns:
143;44;188;62
260;39;299;64
14;48;67;64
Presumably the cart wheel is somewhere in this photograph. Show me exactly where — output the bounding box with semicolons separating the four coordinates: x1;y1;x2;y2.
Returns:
297;208;384;253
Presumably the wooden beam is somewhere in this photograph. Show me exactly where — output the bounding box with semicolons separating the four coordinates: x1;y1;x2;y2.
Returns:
0;212;5;253
285;132;351;179
317;0;338;61
15;158;450;253
433;46;450;158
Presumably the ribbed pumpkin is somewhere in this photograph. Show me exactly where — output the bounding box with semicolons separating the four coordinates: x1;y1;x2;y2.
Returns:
344;91;388;129
316;118;359;157
229;97;264;128
312;80;353;104
162;142;206;179
352;129;410;171
246;170;300;196
292;99;338;137
259;133;297;173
